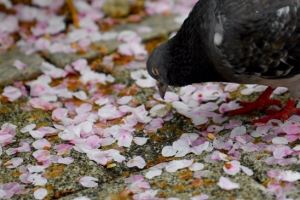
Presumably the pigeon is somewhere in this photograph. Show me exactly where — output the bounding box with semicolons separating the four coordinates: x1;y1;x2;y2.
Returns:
147;0;300;123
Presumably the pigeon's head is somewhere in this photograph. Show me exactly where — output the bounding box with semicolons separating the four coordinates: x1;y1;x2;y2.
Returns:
147;42;169;99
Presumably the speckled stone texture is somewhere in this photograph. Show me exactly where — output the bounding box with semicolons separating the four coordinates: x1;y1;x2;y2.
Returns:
0;49;44;87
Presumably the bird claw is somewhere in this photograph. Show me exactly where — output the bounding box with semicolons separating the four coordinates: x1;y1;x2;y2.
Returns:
252;99;300;124
228;87;279;116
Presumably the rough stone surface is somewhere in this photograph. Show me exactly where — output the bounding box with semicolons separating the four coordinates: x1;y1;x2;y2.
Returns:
0;49;44;87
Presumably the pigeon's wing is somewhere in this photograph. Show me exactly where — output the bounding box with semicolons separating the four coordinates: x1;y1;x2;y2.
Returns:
214;0;300;79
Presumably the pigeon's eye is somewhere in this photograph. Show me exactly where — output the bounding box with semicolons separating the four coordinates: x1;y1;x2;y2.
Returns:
152;68;159;75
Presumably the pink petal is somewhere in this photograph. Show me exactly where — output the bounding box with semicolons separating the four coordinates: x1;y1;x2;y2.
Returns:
150;118;164;128
32;139;51;150
52;108;68;121
116;96;132;105
283;124;300;135
293;145;300;151
165;160;184;172
272;137;289;145
224;83;240;92
127;156;146;169
188;163;204;171
162;146;177;157
217;177;240;190
163;92;180;102
118;30;137;42
5;157;23;168
86;135;101;149
194;170;210;178
2;86;22;102
172;101;190;111
279;170;300;182
54;144;73;155
213;114;229;124
79;176;98;188
136;78;156;88
37;126;57;135
125;175;144;183
30;82;52;97
133;137;148;145
40;62;66;78
230;126;246;138
28;173;47;186
34;188;47;200
191;194;209;200
99;137;116;146
20;124;36;133
145;169;162;179
117;132;133;147
75;103;92;114
240;166;254;176
72;59;88;71
58;156;74;165
73;91;87;101
29;98;55;110
223;160;241;175
242;143;259;152
32;150;51;162
13;60;27;70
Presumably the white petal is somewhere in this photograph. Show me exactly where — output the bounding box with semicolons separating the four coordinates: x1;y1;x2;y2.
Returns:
272;137;288;145
145;169;162;179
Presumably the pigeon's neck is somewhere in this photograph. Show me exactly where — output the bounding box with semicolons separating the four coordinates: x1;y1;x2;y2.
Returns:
166;0;225;86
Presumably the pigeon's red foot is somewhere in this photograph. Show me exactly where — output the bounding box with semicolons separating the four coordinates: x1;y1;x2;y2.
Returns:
252;99;300;124
228;87;281;116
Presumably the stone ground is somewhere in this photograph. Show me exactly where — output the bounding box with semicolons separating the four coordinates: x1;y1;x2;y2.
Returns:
0;10;300;200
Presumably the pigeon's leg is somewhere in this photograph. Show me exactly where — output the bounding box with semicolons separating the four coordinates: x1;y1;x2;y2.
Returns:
228;87;282;116
252;99;300;124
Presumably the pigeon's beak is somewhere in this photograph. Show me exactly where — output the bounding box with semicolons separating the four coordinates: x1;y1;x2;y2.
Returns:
157;78;168;99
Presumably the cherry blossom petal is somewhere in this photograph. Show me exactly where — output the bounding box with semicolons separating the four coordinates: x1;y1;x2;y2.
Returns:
240;166;254;176
272;137;289;145
293;145;300;151
125;175;144;183
223;160;241;175
224;83;239;92
145;169;162;179
117;132;133;147
13;60;27;70
40;62;66;78
279;170;300;182
127;156;146;169
2;86;22;102
136;78;156;88
162;146;177;157
32;150;51;162
116;96;132;105
20;124;36;133
79;176;98;188
217;177;240;190
73;91;87;101
32;139;51;150
34;188;47;200
4;157;23;168
52;108;68;121
230;126;246;138
133;137;148;145
189;163;204;171
191;194;209;200
172;101;190;111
